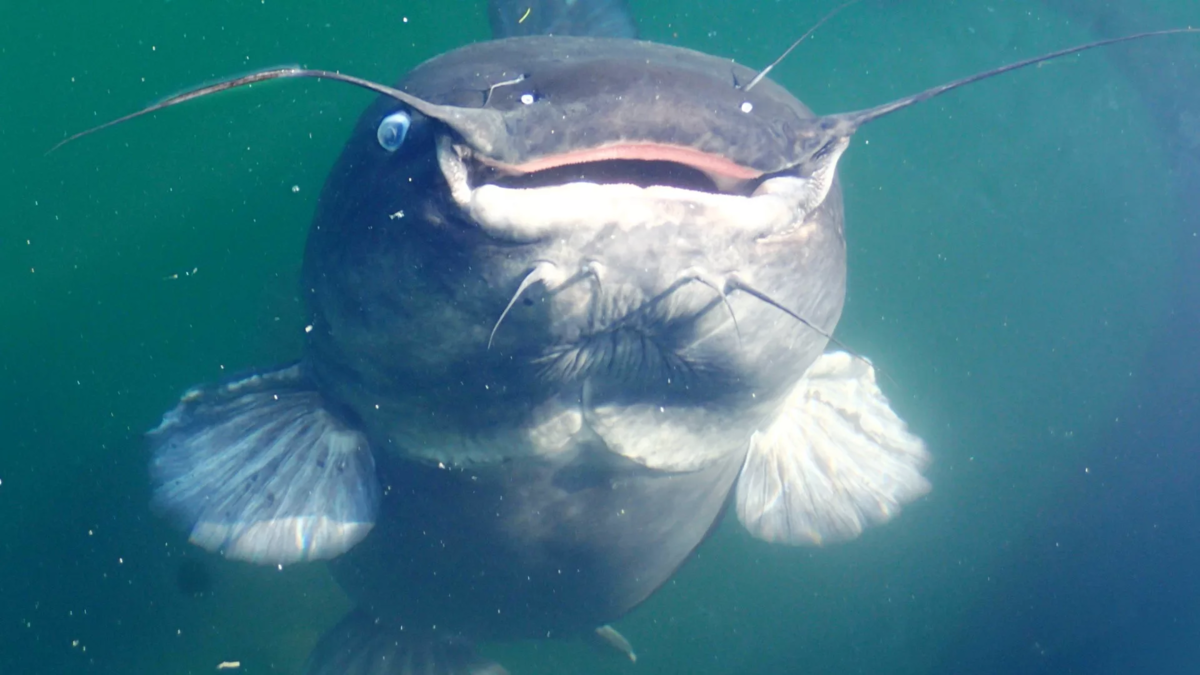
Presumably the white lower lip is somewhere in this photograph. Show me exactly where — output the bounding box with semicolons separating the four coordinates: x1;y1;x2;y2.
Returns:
466;181;797;242
436;134;808;242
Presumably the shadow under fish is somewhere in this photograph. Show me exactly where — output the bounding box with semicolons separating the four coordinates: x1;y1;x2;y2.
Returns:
56;0;1195;673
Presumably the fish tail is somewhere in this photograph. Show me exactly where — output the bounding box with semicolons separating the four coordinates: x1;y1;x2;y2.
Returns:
305;610;508;675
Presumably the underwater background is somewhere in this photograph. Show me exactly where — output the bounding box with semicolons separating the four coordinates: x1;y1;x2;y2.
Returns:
3;0;1198;673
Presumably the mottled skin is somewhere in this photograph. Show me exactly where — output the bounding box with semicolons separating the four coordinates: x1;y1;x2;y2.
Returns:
299;37;847;636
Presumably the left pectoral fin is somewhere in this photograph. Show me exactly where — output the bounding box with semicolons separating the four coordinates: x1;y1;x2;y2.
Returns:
736;352;930;546
149;364;380;564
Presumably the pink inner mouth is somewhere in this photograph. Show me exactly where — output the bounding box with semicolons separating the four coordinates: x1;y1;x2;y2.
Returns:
477;142;765;181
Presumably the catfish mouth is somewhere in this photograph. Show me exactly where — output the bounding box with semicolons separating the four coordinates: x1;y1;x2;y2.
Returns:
438;136;810;242
487;159;733;195
465;142;772;197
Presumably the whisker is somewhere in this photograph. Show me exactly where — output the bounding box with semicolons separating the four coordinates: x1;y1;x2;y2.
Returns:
488;262;559;349
726;276;896;386
680;271;743;343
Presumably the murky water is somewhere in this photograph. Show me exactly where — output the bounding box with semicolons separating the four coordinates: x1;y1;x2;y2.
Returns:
3;1;1198;673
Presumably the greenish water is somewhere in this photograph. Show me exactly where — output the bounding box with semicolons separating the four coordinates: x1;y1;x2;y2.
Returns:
3;1;1199;673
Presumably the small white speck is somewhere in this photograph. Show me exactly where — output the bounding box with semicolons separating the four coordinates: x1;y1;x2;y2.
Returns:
520;93;535;105
740;101;753;113
291;185;300;193
389;210;405;220
304;325;313;333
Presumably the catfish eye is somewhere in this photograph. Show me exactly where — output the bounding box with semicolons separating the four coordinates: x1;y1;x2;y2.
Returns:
376;111;411;152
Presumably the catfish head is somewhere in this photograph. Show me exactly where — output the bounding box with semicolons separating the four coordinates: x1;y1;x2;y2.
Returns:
304;37;846;435
51;28;1197;469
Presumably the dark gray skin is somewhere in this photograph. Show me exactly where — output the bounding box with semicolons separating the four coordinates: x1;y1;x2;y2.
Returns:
329;435;745;638
305;37;844;471
303;36;845;636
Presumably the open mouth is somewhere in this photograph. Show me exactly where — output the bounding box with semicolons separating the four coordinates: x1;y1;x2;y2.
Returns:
487;159;731;194
464;141;775;197
438;136;806;242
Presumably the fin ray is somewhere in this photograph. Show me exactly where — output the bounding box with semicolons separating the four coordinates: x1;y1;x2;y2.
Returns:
306;610;508;675
736;352;930;545
149;365;380;563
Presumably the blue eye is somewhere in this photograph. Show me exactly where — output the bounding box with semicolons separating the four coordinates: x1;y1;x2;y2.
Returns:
376;111;411;152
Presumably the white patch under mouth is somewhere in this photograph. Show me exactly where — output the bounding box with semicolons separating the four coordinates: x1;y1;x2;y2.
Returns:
405;137;832;473
437;136;812;242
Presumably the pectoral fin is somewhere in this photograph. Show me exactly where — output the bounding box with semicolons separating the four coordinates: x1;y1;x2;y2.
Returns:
736;352;930;545
149;364;380;564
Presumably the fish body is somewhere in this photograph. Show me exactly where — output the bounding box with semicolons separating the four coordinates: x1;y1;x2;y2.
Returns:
146;4;942;673
233;35;875;641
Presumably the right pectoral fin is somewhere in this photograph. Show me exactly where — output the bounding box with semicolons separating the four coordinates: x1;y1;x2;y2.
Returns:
148;364;380;564
736;352;930;546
